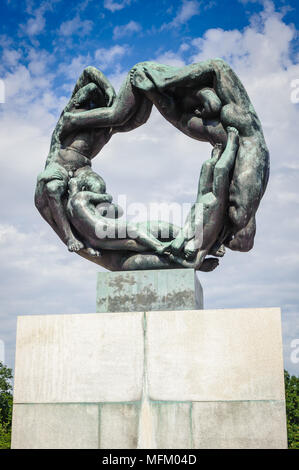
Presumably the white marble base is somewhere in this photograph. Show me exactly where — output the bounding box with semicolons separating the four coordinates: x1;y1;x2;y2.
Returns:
12;308;287;449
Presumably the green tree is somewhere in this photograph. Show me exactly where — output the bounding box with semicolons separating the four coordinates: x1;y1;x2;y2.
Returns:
284;370;299;449
0;361;13;449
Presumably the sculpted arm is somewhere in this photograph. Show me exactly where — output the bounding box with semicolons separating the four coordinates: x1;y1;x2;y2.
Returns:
131;60;215;92
170;127;239;267
46;83;101;161
61;74;144;132
70;66;116;107
142;88;182;125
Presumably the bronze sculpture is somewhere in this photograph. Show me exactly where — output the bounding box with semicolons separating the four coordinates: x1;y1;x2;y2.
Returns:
35;59;269;272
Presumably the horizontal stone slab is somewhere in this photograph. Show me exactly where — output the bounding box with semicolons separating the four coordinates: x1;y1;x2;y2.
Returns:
12;306;287;448
150;402;192;449
11;404;99;449
191;400;287;449
99;403;140;449
146;308;285;402
11;400;287;449
14;308;284;404
13;312;144;403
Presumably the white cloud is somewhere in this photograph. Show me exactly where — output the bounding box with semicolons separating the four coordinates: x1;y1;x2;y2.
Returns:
2;49;22;67
154;51;186;67
58;54;92;81
103;0;132;13
58;15;93;37
20;11;45;37
161;0;200;30
56;45;130;91
75;0;93;11
113;20;141;40
19;0;63;38
94;44;129;70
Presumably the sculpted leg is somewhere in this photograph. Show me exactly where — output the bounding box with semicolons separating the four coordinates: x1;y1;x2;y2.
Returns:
220;103;252;135
182;130;238;262
45;179;84;252
68;191;172;255
227;137;268;251
198;143;223;196
226;215;256;252
126;224;172;255
170;142;223;257
212;126;239;200
35;172;76;245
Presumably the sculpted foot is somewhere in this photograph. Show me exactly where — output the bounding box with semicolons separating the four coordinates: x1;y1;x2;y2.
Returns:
184;239;197;260
226;126;239;144
67;238;84;252
85;247;101;257
209;243;226;257
211;143;223;160
156;241;172;256
198;257;219;272
170;236;185;256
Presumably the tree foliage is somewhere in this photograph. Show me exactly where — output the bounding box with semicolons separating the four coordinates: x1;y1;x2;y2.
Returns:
284;370;299;449
0;361;13;449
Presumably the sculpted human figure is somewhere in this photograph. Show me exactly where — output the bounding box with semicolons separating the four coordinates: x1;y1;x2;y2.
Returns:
35;66;153;254
130;59;270;253
67;168;173;256
62;59;269;256
168;126;240;268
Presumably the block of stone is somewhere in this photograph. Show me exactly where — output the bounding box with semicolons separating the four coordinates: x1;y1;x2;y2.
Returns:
99;403;140;449
12;306;287;449
96;269;203;313
11;404;99;449
146;308;285;402
13;312;144;403
150;402;192;449
191;401;287;449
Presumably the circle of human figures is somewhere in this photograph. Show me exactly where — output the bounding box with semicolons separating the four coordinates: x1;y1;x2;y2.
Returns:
35;59;269;272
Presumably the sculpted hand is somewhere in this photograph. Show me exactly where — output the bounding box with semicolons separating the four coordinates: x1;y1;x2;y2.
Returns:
170;235;185;255
130;66;155;91
184;239;197;260
101;193;113;203
106;88;116;107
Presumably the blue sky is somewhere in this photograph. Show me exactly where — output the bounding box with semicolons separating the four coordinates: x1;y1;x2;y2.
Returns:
0;0;298;376
1;0;298;95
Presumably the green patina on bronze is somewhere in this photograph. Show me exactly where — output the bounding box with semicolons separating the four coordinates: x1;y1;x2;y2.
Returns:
96;269;203;313
34;59;269;272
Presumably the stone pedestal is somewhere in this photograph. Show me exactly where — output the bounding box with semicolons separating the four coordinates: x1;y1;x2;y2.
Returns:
96;269;203;312
11;270;287;449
